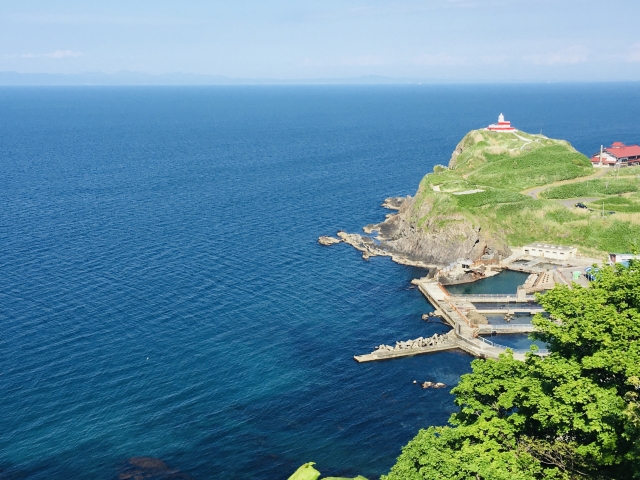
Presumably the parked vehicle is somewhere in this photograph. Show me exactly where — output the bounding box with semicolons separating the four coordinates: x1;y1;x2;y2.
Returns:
584;266;598;281
575;202;588;209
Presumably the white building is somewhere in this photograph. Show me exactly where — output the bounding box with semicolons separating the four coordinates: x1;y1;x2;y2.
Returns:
523;243;577;261
609;253;640;265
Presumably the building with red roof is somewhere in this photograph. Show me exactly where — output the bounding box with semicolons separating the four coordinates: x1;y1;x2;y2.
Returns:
591;142;640;167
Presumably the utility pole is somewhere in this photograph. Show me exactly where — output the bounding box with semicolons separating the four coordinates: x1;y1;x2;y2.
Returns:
600;145;603;166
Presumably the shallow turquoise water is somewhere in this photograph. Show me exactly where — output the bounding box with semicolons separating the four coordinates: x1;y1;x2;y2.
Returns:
1;85;640;479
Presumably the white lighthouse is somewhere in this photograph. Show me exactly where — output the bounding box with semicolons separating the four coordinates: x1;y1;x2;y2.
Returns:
487;114;516;132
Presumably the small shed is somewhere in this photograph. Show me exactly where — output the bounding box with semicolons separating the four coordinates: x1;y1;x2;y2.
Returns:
523;243;577;261
609;253;640;265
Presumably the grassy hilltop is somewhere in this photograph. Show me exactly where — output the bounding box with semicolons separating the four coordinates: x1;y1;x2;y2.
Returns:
408;129;640;257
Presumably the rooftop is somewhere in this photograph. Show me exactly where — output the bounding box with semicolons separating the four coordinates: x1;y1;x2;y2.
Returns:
605;142;640;159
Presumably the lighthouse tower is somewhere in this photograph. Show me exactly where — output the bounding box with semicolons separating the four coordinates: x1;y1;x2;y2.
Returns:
487;113;516;132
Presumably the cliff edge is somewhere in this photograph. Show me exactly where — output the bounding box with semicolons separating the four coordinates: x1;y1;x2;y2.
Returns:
335;128;594;268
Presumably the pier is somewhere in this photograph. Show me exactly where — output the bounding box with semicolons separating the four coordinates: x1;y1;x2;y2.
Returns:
415;278;542;360
354;341;459;363
354;278;546;362
353;248;601;363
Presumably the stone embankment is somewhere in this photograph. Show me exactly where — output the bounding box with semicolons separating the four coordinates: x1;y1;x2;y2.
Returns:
354;332;457;362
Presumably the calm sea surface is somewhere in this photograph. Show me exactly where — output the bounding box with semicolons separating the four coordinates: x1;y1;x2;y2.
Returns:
2;84;640;479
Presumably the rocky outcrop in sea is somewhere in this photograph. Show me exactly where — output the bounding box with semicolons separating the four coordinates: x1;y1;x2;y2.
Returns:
332;193;510;269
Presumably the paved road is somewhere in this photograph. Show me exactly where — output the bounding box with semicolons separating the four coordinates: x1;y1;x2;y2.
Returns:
558;197;602;208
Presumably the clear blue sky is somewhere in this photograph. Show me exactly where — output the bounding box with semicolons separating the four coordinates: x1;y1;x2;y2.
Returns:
2;0;640;82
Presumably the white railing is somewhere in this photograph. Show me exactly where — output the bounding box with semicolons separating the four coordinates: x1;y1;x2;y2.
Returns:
483;324;535;330
452;293;524;298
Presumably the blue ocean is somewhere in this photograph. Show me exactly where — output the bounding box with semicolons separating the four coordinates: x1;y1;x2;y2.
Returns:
1;84;640;479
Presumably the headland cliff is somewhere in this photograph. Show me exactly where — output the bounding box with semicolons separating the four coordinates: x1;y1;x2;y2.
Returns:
322;127;640;268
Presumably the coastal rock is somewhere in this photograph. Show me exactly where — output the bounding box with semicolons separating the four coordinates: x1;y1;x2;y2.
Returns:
372;202;508;267
117;457;192;480
337;132;512;268
340;191;509;267
421;381;447;389
381;196;410;210
318;236;342;246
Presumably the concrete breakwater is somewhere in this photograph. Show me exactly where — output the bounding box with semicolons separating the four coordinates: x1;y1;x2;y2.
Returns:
339;240;598;362
354;332;457;362
355;277;547;362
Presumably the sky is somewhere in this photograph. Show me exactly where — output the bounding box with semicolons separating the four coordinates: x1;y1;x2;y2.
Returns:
2;0;640;82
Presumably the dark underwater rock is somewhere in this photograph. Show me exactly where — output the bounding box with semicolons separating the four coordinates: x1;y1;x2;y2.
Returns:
117;457;192;480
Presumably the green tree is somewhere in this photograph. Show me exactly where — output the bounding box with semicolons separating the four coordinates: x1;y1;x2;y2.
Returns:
287;462;367;480
383;262;640;479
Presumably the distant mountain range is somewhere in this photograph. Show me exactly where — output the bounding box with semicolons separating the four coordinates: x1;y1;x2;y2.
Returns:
0;71;418;86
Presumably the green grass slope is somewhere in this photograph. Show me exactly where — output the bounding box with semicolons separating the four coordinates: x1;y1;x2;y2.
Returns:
409;129;640;257
542;177;639;199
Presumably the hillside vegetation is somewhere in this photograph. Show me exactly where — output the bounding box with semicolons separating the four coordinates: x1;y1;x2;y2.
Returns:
542;178;639;199
406;129;640;257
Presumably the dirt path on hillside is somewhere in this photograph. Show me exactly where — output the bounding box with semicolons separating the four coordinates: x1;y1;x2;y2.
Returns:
521;168;609;199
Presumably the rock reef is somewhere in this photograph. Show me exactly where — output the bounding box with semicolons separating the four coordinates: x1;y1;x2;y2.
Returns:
318;235;341;246
355;192;509;268
118;457;192;480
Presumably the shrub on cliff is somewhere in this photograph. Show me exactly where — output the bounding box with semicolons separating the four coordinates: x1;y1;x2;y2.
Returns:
382;262;640;480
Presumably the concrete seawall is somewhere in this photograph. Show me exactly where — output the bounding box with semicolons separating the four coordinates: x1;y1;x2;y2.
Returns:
354;277;546;362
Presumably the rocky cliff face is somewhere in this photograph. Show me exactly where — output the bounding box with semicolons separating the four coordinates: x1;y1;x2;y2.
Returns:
336;131;512;268
365;193;510;268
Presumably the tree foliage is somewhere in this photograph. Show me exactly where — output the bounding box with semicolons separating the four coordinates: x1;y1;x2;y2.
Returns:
383;262;640;479
288;462;368;480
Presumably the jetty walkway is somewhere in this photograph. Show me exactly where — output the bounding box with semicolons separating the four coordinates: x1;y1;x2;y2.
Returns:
354;278;546;363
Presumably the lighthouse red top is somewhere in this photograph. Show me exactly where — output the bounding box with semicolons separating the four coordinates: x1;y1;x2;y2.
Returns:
486;113;516;132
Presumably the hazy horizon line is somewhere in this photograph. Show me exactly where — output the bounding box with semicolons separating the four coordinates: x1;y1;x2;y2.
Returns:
1;71;640;86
